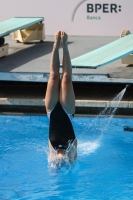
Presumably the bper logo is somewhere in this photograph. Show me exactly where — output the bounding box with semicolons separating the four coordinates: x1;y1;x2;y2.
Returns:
72;1;122;21
87;4;121;13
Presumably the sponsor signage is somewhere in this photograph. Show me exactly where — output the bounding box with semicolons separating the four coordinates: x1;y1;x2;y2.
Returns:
0;0;132;36
86;3;121;20
87;3;121;13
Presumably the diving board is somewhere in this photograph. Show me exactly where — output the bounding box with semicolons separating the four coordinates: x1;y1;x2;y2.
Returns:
0;17;45;58
0;17;44;38
71;34;133;69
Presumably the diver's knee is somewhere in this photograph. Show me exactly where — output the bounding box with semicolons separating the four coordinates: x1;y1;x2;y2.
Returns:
62;72;71;84
49;71;59;82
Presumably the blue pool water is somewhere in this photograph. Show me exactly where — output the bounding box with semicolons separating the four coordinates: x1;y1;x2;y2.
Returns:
0;115;133;200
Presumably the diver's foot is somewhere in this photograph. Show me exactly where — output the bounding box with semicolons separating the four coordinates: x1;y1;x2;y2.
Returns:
54;31;61;48
61;31;68;49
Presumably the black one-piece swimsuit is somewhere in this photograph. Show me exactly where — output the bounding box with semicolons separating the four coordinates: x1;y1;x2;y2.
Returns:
49;102;75;150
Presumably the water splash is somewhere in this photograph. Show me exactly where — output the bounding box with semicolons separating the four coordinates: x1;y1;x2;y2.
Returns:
48;154;74;173
88;86;127;134
78;86;127;157
48;146;77;171
78;140;100;156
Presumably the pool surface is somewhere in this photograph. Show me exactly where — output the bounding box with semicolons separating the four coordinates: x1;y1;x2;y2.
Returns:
0;115;133;200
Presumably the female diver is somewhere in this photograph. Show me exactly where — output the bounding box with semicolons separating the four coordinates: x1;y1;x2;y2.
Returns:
45;31;77;167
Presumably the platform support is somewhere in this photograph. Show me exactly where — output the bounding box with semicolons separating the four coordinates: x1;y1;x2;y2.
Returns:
12;23;45;43
121;54;133;64
0;44;9;58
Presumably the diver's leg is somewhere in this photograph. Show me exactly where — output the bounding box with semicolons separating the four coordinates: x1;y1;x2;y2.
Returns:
59;31;75;114
45;31;61;112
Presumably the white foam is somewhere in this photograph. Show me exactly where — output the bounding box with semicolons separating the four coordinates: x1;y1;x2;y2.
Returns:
78;140;100;156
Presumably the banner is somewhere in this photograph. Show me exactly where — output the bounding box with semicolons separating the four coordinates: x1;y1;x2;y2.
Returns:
0;0;132;36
